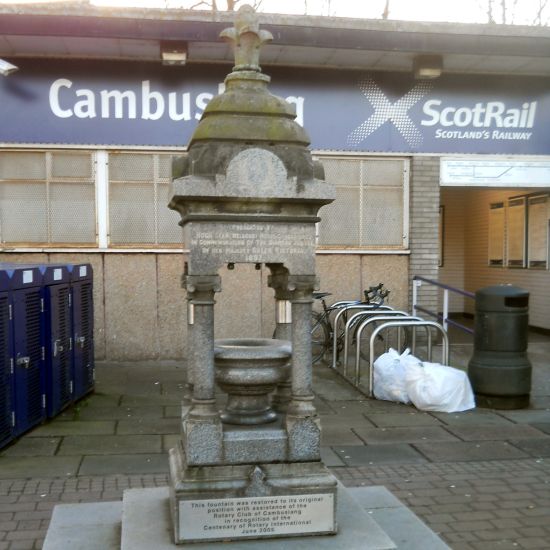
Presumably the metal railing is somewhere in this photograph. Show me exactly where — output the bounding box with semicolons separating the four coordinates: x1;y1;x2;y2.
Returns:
412;276;475;335
331;304;394;369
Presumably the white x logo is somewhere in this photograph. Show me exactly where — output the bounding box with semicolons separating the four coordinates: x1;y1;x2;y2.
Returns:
347;77;433;148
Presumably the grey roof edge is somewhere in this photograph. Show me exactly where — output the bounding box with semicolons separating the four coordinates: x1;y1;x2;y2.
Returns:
2;2;550;40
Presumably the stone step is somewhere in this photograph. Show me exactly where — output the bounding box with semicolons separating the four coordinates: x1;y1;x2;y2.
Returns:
44;485;451;550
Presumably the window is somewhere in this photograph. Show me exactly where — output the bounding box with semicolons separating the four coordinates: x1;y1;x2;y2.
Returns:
108;152;182;246
507;197;527;268
488;193;549;270
488;202;505;266
527;194;549;269
0;151;96;245
316;156;408;249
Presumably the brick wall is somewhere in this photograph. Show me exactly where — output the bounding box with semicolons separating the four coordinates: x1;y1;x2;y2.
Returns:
409;156;440;316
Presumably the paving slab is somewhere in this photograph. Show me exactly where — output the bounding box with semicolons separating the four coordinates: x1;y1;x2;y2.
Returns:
365;413;443;428
116;418;180;435
530;422;550;435
509;438;550;458
57;434;162;456
312;374;364;401
78;454;168;476
0;456;81;478
332;444;427;466
163;434;181;453
353;426;459;445
445;424;549;441
498;410;550;424
529;396;550;409
320;447;346;467
75;405;165;421
413;441;530;462
347;487;451;550
431;410;516;426
320;414;375;429
121;395;182;406
26;421;116;437
164;406;182;418
0;437;60;457
321;427;365;445
77;393;122;407
313;397;336;415
43;501;122;550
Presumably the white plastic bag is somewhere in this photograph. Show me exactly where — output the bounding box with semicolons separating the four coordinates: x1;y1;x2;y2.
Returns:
373;348;417;404
405;361;475;413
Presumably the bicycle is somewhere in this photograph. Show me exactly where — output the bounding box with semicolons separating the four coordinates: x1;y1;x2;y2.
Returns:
311;283;392;364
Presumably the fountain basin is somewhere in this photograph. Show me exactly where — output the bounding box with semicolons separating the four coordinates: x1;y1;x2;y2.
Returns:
214;338;291;425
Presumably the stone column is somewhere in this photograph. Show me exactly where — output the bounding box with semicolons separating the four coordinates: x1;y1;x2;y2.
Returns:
267;264;292;412
181;274;223;464
285;274;321;461
184;274;221;418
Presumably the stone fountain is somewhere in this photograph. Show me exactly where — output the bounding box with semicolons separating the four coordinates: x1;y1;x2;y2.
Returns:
167;4;338;544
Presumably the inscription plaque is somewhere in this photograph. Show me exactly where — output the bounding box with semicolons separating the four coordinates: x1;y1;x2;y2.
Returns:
179;493;335;542
188;222;316;273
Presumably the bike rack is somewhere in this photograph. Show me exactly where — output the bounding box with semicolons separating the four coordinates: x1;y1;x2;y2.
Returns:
341;310;412;377
331;304;393;370
349;313;423;382
367;320;449;397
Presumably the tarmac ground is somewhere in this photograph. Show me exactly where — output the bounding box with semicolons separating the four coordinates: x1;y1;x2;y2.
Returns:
1;328;549;550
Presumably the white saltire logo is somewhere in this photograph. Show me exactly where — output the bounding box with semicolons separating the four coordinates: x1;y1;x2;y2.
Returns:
347;77;433;148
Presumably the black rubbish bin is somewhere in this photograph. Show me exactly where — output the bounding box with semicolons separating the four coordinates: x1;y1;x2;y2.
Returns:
468;284;531;409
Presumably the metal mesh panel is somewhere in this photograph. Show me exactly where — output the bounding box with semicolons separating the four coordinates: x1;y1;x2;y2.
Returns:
317;156;406;248
110;181;155;244
318;187;360;246
319;158;360;186
0;151;96;245
109;152;182;245
110;153;154;181
157;181;183;244
158;155;173;180
364;159;404;187
50;182;96;243
0;152;46;180
0;182;48;242
362;187;404;245
51;153;93;179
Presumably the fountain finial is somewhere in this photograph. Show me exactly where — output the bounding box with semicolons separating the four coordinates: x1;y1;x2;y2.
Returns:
220;5;273;72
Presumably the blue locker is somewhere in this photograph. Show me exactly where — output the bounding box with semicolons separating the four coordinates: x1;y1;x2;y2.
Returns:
39;265;73;418
7;266;46;436
68;264;94;401
0;269;15;449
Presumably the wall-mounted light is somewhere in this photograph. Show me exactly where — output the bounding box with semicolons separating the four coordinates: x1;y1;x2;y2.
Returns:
413;55;443;80
0;58;19;76
161;41;188;66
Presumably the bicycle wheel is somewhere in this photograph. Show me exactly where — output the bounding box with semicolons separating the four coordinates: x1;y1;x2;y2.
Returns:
311;312;330;364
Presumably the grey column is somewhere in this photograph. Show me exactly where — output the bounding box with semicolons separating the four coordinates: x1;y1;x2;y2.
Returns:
267;264;292;412
287;275;317;418
184;274;221;419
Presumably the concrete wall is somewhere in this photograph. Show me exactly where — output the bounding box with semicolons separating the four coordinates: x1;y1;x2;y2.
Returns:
1;252;409;360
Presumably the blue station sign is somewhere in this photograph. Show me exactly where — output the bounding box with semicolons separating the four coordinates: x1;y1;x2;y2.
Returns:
1;59;549;155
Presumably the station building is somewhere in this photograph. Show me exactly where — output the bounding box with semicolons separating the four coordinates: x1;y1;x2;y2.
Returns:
1;3;549;360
